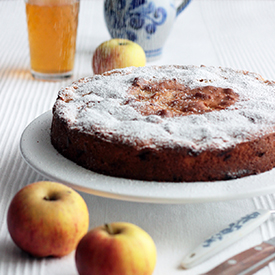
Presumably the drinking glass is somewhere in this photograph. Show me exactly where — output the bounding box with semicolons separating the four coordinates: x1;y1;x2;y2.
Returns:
25;0;80;80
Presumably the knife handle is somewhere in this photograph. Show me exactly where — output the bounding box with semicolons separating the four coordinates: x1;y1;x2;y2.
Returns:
203;242;275;275
182;209;271;269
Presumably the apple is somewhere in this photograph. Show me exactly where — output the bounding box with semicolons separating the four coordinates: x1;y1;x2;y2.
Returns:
92;38;146;75
7;181;89;257
75;222;157;275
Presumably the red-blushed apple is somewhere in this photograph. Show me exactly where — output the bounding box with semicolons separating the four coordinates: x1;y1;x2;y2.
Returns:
75;222;157;275
92;38;146;75
7;181;89;257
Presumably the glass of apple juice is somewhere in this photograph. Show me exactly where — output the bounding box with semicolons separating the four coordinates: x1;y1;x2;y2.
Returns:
25;0;80;80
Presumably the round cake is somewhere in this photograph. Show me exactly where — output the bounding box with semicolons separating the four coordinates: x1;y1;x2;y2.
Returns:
51;65;275;182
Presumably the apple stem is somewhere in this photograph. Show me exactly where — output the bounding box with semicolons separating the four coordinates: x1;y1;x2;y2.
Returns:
43;195;58;201
105;223;114;235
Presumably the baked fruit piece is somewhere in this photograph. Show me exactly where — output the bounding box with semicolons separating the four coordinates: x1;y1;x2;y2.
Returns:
51;65;275;182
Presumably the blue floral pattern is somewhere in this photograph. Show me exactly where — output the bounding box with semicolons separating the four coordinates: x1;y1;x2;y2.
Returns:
202;212;261;248
104;0;167;42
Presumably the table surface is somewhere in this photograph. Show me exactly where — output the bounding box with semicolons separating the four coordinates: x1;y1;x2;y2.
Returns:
1;0;275;274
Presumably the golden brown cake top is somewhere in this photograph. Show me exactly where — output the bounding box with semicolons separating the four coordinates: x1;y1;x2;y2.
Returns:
127;77;239;117
53;65;275;151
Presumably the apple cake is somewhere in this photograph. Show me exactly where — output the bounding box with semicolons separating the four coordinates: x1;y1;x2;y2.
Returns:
51;65;275;182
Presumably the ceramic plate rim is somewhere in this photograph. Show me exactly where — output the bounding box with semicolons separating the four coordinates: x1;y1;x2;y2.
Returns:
19;111;275;204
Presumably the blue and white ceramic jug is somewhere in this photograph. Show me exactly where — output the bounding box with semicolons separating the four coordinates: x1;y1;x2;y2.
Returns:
104;0;191;61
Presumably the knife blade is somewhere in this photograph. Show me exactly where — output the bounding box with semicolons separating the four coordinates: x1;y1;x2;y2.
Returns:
181;209;274;269
202;236;275;275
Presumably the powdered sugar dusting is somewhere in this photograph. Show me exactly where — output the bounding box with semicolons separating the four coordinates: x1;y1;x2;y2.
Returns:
53;65;275;151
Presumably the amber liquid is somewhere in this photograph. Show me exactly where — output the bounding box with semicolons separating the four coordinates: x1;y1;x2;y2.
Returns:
26;0;79;77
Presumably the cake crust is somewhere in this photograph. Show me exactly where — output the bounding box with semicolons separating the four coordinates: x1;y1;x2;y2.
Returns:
51;65;275;182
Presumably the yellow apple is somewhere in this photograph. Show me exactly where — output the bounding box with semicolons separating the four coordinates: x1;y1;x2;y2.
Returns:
7;181;89;257
92;38;146;75
75;222;157;275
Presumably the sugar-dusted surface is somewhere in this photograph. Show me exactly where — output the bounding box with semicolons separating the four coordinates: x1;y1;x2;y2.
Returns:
54;65;275;152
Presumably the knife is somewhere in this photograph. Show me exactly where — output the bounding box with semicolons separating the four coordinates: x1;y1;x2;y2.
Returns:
181;209;275;269
202;236;275;275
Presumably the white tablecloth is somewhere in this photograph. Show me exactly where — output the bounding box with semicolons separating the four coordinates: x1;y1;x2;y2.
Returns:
1;0;275;274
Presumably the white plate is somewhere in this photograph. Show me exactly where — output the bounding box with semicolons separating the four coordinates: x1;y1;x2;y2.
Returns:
20;111;275;204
